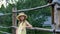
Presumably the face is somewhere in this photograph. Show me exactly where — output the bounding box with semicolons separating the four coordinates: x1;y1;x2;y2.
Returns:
19;16;25;21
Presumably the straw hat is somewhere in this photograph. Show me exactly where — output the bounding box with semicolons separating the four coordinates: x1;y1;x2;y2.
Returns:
16;12;27;20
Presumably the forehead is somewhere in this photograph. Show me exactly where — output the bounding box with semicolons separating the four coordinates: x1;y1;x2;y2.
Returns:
19;15;25;17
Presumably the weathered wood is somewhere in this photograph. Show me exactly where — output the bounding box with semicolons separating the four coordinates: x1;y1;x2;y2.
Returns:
27;27;60;33
54;4;60;34
56;6;60;34
12;3;53;13
12;8;17;34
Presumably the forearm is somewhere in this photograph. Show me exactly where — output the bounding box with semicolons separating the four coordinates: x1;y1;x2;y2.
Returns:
26;25;32;28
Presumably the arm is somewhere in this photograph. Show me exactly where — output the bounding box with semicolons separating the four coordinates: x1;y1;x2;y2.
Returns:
26;21;33;28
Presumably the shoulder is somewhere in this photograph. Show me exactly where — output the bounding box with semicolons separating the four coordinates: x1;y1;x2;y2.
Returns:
25;20;29;23
25;20;30;25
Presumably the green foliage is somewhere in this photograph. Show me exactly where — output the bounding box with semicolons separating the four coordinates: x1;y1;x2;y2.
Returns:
27;29;52;34
17;0;47;9
0;0;52;34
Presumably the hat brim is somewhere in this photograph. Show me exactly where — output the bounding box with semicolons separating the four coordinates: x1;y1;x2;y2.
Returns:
16;15;27;20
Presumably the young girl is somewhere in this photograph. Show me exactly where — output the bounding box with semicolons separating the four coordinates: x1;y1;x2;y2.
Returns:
16;12;32;34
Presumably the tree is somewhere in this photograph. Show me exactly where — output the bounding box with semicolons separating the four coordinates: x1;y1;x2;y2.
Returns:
0;0;52;34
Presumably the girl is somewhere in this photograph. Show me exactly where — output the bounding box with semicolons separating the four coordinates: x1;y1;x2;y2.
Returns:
16;12;32;34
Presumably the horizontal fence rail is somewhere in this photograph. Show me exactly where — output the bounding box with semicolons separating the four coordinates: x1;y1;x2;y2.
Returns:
28;27;60;33
0;26;60;33
0;26;17;28
0;26;11;28
0;13;11;16
17;3;53;12
0;3;54;16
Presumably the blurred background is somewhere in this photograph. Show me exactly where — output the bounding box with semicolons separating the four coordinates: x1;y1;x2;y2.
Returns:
0;0;52;34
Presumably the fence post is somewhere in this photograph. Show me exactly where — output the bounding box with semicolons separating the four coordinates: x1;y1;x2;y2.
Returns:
54;4;60;34
48;0;56;34
51;3;56;34
12;7;17;34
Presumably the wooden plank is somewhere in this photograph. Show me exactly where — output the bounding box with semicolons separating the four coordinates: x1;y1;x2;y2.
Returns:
54;4;60;34
12;3;53;13
27;27;60;32
56;7;60;34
